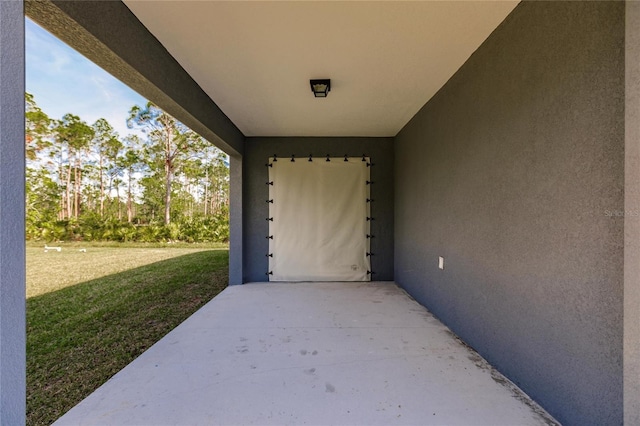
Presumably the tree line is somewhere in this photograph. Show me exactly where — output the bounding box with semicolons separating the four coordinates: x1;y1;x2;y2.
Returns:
26;93;230;243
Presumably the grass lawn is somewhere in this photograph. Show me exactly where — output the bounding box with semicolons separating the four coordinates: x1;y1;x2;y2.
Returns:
26;243;229;426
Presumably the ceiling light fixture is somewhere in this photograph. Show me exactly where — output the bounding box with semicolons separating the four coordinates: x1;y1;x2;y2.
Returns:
310;79;331;98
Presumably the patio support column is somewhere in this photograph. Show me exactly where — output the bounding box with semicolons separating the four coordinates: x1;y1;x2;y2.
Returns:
0;0;26;424
229;154;243;284
625;1;640;424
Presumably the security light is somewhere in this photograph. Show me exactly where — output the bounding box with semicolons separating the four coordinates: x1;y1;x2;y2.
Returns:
310;79;331;97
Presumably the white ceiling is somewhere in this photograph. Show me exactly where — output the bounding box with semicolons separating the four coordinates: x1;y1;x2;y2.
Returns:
123;1;519;137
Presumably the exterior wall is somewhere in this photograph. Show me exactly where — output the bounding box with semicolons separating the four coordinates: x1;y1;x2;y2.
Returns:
0;1;26;424
229;155;244;285
394;2;624;425
243;137;394;283
625;1;640;424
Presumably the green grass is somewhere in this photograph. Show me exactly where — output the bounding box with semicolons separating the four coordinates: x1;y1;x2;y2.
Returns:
26;245;229;426
27;243;225;298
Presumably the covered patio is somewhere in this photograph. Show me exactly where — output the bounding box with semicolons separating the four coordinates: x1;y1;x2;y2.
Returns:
1;1;639;425
53;282;555;425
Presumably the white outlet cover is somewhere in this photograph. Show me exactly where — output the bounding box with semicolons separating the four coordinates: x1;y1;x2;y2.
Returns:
438;256;444;270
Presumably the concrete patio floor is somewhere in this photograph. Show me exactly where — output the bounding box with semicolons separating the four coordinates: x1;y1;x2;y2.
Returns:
54;282;558;426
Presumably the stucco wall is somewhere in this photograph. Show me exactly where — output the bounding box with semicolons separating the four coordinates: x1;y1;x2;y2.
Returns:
394;2;624;425
0;1;26;424
243;137;394;283
625;1;640;424
229;155;244;285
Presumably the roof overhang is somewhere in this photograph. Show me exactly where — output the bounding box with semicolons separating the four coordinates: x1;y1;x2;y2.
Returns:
123;1;519;137
26;0;519;147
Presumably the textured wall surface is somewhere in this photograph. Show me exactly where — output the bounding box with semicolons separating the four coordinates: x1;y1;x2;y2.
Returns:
0;1;26;424
244;138;394;283
394;2;624;425
229;155;244;285
625;1;640;424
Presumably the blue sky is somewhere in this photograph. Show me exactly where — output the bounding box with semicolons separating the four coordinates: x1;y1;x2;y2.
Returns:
25;18;147;137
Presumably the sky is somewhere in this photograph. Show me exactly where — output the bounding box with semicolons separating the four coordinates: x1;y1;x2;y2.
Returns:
25;17;147;137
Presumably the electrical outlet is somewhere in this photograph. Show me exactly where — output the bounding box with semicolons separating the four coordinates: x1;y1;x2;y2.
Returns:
438;256;444;270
